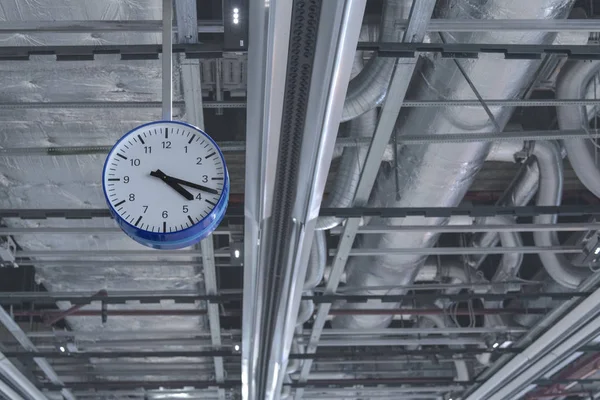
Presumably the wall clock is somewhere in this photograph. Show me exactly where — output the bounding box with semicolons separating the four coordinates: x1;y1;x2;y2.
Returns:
102;121;229;249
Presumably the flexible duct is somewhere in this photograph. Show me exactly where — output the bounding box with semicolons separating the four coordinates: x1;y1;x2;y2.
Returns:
317;109;377;230
557;60;600;198
531;140;591;288
332;0;574;330
341;0;411;122
471;140;589;288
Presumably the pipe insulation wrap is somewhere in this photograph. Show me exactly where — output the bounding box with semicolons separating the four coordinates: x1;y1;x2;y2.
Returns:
341;0;412;122
557;60;600;199
332;0;574;330
317;109;377;230
531;141;591;288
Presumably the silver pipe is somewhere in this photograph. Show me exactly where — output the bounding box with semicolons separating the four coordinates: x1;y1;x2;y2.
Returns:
317;109;377;230
332;0;574;330
531;140;591;288
341;0;411;122
557;60;600;198
469;141;539;269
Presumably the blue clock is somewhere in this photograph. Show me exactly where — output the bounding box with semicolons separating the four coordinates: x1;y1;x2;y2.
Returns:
102;121;229;249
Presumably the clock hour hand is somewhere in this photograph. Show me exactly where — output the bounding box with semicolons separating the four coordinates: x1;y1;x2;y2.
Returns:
153;171;219;195
150;170;194;201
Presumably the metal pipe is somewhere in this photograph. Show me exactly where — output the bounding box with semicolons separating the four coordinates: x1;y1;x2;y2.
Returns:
531;140;591;288
332;0;574;331
557;60;600;198
340;0;411;122
162;0;173;121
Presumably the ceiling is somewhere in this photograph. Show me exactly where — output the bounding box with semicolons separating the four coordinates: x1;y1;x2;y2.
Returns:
0;1;600;400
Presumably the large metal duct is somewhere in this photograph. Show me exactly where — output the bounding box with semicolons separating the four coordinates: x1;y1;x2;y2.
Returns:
317;109;377;230
557;60;600;198
341;0;411;122
332;0;574;330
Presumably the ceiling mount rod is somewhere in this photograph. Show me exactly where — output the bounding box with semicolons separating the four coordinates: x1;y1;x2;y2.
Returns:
162;0;173;121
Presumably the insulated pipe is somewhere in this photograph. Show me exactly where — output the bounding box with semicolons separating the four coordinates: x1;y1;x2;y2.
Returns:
468;141;539;269
557;60;600;198
332;0;573;330
340;0;410;122
317;110;377;230
531;140;591;288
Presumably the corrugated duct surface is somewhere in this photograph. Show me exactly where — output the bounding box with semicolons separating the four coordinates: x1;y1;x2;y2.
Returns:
0;0;211;374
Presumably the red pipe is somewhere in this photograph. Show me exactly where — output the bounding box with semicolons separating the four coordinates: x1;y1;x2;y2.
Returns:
44;289;107;326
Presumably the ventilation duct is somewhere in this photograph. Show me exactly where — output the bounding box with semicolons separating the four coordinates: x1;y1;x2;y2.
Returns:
341;0;411;122
557;60;600;198
332;0;574;330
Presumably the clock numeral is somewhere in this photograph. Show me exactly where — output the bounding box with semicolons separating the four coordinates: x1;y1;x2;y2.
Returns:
130;159;141;167
144;146;152;154
123;176;130;183
195;193;202;200
143;206;148;214
162;210;169;219
184;146;188;153
183;205;189;213
162;141;172;149
196;157;202;165
202;175;208;183
129;193;135;201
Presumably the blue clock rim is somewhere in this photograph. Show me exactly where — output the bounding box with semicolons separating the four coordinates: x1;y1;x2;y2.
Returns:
101;120;230;240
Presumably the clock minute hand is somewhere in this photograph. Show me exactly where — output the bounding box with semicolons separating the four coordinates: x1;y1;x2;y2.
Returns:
150;170;194;201
164;175;219;195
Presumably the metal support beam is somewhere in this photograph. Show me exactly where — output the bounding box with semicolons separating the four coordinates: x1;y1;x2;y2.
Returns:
1;19;598;35
294;3;436;398
0;101;244;110
7;98;600;111
2;42;600;61
0;350;48;400
241;0;294;396
2;128;598;157
342;245;582;256
1;128;599;157
0;20;224;34
355;42;600;60
248;2;367;399
11;260;234;268
15;250;229;258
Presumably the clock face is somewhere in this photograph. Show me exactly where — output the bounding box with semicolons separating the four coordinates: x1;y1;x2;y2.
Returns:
103;121;227;236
